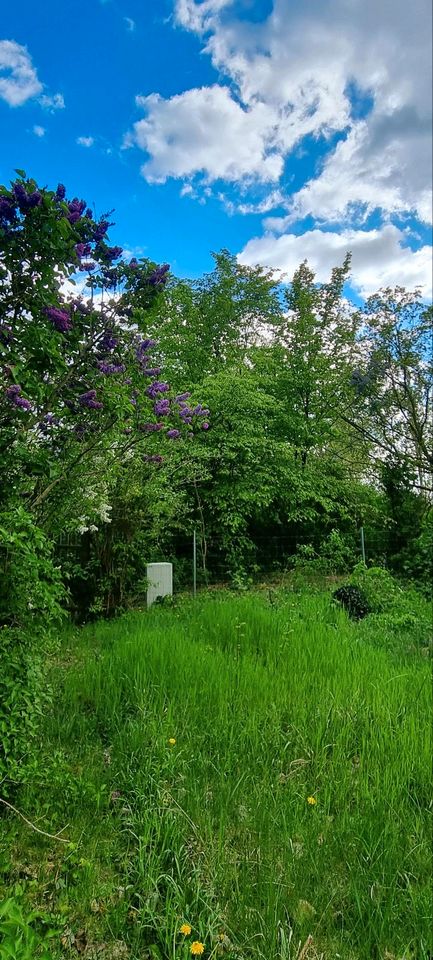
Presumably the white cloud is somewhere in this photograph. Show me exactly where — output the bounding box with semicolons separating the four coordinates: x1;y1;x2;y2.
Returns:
77;136;95;148
159;0;432;225
0;39;42;106
175;0;233;33
33;124;45;137
239;224;433;299
130;86;283;183
39;92;65;111
284;109;433;227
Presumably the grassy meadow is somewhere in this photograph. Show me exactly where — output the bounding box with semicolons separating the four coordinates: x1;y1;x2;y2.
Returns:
1;588;431;960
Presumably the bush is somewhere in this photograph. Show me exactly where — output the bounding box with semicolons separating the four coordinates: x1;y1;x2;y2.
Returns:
0;508;65;788
332;584;371;620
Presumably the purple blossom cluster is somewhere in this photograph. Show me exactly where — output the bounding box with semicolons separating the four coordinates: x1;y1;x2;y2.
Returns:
56;183;66;200
12;183;42;211
147;381;169;399
154;397;170;416
139;422;164;432
75;242;92;259
167;428;181;440
78;389;103;410
104;245;123;262
72;299;91;315
0;323;13;344
97;360;125;375
44;305;72;333
147;263;170;287
143;367;161;377
0;196;17;225
67;198;86;224
93;219;111;241
100;330;117;351
6;384;31;410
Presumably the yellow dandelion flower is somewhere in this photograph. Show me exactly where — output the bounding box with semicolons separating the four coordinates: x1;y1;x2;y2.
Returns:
168;737;176;745
307;795;317;805
190;941;205;955
180;923;192;936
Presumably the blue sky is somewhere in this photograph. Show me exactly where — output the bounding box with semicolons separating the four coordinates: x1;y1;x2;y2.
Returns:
1;0;431;297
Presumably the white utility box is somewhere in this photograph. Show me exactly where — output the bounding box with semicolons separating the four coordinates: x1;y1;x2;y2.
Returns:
146;562;173;607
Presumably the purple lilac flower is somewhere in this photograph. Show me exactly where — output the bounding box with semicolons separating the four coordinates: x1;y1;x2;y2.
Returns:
12;183;41;211
67;211;81;224
146;381;169;399
143;367;161;377
154;398;170;416
100;330;117;351
102;268;118;287
85;207;93;219
137;338;156;353
179;406;192;419
15;396;32;410
105;245;123;262
6;384;31;410
93;219;110;241
147;263;170;287
129;258;138;269
167;428;181;440
75;242;92;258
97;360;125;375
0;323;13;343
78;389;103;409
202;421;210;430
56;183;66;200
0;197;17;224
175;392;190;403
73;299;91;315
26;191;42;208
44;306;72;333
80;261;96;272
68;198;86;216
139;422;164;432
12;183;28;206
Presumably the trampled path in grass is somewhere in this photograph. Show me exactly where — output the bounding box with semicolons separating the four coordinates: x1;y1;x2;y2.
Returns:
2;591;432;960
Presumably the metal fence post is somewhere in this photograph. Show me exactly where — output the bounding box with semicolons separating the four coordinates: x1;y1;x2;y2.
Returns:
360;526;366;564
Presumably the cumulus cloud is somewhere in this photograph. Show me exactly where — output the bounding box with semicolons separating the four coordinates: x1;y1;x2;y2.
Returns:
152;0;432;225
239;224;433;299
130;86;283;183
76;136;95;147
0;39;42;106
33;124;45;137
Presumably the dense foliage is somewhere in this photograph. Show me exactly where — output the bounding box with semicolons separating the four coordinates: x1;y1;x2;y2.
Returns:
1;168;432;785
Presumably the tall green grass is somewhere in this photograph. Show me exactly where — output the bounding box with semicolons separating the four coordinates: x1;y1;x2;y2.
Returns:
6;592;432;959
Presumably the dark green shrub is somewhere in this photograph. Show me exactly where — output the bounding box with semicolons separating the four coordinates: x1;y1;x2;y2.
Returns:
0;508;65;788
332;584;371;619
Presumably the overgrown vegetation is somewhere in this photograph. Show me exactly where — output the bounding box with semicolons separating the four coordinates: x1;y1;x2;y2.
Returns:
1;170;432;958
0;588;431;959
